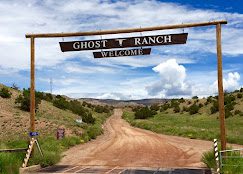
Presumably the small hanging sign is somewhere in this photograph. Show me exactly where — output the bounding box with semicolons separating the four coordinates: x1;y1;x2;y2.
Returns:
93;48;151;58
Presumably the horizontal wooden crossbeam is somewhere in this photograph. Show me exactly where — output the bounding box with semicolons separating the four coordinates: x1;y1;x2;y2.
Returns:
26;20;227;38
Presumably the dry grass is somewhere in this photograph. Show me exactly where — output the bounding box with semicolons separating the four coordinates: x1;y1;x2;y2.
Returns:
0;85;83;141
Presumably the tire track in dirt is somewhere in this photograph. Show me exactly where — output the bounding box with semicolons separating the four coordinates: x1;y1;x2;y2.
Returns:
59;108;213;168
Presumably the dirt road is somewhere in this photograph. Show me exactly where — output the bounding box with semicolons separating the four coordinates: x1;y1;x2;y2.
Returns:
59;109;213;168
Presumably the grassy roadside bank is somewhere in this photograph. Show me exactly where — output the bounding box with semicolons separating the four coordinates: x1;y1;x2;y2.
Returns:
122;110;243;145
0;111;112;174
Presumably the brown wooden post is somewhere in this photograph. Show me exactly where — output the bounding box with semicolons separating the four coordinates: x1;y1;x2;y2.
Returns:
30;37;35;133
216;23;226;151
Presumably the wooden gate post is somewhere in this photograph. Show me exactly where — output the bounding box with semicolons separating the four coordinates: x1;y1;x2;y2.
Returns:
216;23;226;151
30;37;35;133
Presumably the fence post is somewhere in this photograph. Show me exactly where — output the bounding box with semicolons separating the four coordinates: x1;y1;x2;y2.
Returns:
214;139;220;173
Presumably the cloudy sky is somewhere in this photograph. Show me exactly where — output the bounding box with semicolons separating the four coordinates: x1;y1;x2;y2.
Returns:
0;0;243;100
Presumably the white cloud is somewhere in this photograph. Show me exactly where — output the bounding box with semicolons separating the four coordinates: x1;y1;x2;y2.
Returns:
64;64;116;74
212;72;240;93
146;59;192;97
0;1;243;99
1;0;243;71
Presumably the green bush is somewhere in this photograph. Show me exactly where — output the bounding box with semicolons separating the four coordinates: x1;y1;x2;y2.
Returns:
178;98;185;103
192;96;198;99
225;109;233;118
150;104;160;111
15;89;41;112
94;105;110;113
0;87;12;98
199;103;203;108
188;104;199;115
240;88;243;92
207;96;213;103
201;148;216;170
234;110;242;116
182;106;188;112
86;124;103;139
237;93;242;99
210;101;219;114
82;112;95;124
53;98;70;110
135;107;154;119
160;103;170;112
43;93;53;102
170;100;179;108
189;105;199;115
224;95;235;105
173;105;180;113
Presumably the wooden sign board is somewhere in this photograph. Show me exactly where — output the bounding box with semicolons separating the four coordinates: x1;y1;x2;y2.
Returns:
59;33;188;52
56;128;65;140
93;48;151;58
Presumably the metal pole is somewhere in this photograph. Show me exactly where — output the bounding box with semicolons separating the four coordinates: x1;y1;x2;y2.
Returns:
216;23;226;151
30;37;35;133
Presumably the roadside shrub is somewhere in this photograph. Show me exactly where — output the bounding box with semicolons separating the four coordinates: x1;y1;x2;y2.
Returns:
15;88;41;111
201;148;216;170
150;104;160;111
170;100;179;108
0;87;12;98
94;105;110;113
182;106;188;112
178;98;185;103
188;104;200;115
160;103;170;112
69;100;86;115
53;98;69;110
173;105;180;113
210;101;219;114
82;112;95;124
86;124;102;139
240;88;243;92
207;96;213;103
237;93;242;99
225;94;235;102
234;110;242;115
43;93;53;102
135;106;154;119
225;109;233;118
132;106;142;112
199;103;203;108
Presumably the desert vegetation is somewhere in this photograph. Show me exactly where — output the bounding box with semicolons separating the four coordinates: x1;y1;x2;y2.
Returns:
0;84;113;173
123;88;243;144
0;87;12;98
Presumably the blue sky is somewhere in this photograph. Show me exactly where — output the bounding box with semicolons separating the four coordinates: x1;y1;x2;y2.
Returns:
0;0;243;99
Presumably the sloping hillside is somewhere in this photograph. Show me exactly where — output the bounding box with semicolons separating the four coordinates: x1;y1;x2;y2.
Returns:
123;88;243;144
0;84;112;141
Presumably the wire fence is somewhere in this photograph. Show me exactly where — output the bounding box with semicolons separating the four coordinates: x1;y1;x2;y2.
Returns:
219;148;243;172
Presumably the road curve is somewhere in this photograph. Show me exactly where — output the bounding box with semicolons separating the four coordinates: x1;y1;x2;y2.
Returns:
59;109;213;168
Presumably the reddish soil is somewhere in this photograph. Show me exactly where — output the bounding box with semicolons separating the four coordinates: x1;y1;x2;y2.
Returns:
59;109;217;168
